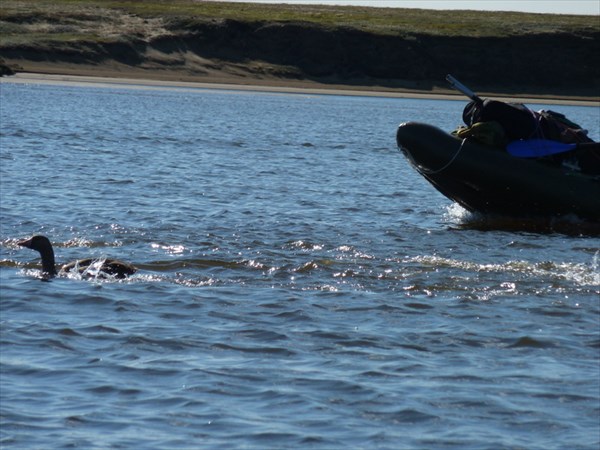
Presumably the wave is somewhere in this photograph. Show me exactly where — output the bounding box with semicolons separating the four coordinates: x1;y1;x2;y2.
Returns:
401;254;600;288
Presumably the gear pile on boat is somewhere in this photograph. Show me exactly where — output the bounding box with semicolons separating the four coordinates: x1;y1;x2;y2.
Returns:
396;75;600;221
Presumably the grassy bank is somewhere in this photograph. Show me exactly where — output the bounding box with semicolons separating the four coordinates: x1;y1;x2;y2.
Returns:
1;1;599;98
1;0;597;41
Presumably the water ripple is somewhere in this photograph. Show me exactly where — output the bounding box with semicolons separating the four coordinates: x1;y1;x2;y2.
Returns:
1;82;598;450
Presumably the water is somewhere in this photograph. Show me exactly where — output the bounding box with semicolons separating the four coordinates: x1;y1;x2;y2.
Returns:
1;80;599;449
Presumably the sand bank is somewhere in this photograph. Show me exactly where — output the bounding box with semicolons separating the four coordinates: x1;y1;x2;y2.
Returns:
3;72;598;107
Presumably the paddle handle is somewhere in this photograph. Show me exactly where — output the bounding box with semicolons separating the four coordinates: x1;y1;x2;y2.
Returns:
446;74;483;103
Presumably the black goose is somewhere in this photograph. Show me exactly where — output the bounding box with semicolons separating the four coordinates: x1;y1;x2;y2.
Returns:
18;235;136;279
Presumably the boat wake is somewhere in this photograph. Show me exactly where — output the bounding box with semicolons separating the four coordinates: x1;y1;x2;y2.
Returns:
444;204;600;236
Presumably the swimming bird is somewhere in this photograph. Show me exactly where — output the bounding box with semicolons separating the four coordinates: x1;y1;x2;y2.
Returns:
18;235;136;279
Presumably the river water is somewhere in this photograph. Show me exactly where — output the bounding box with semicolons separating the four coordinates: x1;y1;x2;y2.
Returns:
1;79;599;449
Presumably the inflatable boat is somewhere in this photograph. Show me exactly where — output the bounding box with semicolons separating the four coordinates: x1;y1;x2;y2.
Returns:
396;122;600;222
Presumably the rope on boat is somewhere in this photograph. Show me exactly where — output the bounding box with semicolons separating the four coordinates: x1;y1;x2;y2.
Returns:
417;138;468;175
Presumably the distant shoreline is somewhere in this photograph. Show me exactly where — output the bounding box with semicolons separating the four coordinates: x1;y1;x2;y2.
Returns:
3;72;598;107
2;1;599;105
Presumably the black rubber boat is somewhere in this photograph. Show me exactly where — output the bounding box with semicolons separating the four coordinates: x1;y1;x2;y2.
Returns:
396;122;600;222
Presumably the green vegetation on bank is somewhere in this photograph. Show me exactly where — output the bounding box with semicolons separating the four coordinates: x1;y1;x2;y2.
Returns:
1;0;598;48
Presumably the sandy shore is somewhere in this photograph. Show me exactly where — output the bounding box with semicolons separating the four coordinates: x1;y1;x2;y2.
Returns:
2;71;599;107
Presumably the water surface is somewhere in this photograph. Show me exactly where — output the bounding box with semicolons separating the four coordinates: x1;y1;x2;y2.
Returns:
1;80;599;449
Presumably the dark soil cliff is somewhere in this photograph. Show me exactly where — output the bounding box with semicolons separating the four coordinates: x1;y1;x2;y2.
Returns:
158;19;599;94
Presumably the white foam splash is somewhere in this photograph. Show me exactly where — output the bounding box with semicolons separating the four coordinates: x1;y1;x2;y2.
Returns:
444;203;471;223
62;256;124;282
